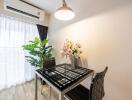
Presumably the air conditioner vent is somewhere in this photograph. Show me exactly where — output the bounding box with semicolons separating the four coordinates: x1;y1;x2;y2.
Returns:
6;6;40;19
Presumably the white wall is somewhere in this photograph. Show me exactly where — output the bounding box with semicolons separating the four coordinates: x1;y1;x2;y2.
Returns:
48;0;132;100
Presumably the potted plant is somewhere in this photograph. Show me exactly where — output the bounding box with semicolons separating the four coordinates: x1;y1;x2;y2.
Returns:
22;37;53;69
22;37;53;84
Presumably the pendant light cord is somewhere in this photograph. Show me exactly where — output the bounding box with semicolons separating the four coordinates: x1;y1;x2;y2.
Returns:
63;0;67;6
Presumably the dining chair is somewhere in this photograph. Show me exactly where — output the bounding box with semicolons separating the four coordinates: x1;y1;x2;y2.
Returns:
41;57;56;99
41;57;56;84
65;67;108;100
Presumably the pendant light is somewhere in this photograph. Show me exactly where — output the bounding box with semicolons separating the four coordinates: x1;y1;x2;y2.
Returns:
54;0;75;21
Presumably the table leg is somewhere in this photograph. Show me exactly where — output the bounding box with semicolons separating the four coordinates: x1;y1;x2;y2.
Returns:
35;74;38;100
59;93;64;100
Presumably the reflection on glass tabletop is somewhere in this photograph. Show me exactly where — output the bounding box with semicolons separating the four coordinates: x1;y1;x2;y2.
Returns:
37;63;93;91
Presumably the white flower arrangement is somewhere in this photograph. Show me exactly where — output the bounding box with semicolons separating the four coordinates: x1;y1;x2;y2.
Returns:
61;39;82;58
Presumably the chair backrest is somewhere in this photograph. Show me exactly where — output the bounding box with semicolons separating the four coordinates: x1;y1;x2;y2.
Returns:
90;67;108;100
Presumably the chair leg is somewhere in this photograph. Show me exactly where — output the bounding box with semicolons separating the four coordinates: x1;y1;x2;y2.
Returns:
41;84;52;100
49;86;51;100
35;74;38;100
41;85;44;95
41;85;47;99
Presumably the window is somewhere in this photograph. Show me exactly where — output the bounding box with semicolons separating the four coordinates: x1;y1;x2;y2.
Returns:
0;15;39;90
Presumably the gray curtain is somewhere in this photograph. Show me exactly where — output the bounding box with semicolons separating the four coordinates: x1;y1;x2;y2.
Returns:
37;24;48;41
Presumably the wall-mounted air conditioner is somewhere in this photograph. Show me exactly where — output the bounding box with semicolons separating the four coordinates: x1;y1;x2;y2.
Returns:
4;0;45;21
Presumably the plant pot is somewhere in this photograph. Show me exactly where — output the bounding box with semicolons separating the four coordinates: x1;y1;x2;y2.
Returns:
43;57;56;70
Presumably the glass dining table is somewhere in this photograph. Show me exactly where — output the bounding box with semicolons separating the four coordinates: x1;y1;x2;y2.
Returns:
35;63;94;100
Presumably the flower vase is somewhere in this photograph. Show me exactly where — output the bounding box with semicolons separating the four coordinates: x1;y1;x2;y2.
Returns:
70;56;78;69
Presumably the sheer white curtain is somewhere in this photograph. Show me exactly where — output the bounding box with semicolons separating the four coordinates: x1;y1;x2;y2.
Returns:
0;15;39;90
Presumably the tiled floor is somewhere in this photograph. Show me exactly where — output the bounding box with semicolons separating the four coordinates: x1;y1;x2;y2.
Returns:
0;80;59;100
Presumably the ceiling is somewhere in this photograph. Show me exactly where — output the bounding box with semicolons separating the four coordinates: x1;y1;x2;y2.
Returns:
24;0;131;16
24;0;70;13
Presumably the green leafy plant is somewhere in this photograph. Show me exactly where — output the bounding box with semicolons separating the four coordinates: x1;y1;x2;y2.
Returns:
22;37;52;68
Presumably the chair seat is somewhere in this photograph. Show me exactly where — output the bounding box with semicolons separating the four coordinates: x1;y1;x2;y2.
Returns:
65;85;90;100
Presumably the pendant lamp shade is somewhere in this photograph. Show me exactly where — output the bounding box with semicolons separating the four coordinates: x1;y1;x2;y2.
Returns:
54;0;75;21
